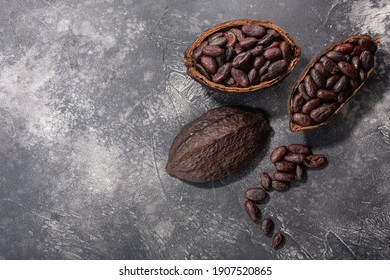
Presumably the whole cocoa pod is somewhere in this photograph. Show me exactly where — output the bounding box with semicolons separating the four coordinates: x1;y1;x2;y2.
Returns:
166;107;270;182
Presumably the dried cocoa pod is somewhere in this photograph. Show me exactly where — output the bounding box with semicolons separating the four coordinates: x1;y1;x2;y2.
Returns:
289;35;379;131
184;19;301;93
166;107;270;182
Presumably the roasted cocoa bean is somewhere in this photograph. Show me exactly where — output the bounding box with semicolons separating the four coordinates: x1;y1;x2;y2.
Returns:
272;232;284;249
359;37;377;51
260;172;272;191
288;144;312;155
258;60;270;76
275;160;296;172
326;50;344;62
225;47;235;61
225;31;237;48
263;47;282;60
273;171;295;182
209;36;227;47
317;89;337;100
200;56;217;74
253;56;265;69
280;41;291;61
245;187;269;203
351;56;360;70
325;75;340;89
242;24;266;38
334;43;353;54
250;45;264;56
270;146;288;163
298;83;311;100
272;180;289;191
194;41;208;61
304;154;328;168
230;28;245;41
359;69;366;81
321;56;340;74
314;63;331;78
310;68;326;88
292;113;314;126
267;60;288;78
309;103;339;123
244;200;261;222
239;37;258;49
284;153;305;164
202;45;224;57
248;68;260;85
293;94;305;113
360;50;374;70
302;98;321;114
261;218;274;235
195;63;212;80
304;75;317;97
208;32;224;41
231;68;250;87
232;51;252;68
333;75;348;93
212;63;232;83
338;61;358;79
257;33;274;46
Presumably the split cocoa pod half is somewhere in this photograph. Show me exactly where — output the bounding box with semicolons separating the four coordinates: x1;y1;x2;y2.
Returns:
166;106;270;183
289;35;380;131
184;19;301;93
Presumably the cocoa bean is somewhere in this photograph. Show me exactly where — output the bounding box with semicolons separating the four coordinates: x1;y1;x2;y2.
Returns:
260;172;272;191
338;61;357;79
302;98;321;114
295;164;304;180
304;75;317;97
270;146;288;163
242;24;266;38
244;200;261;222
292;113;314;126
263;47;282;60
225;31;237;48
212;63;232;83
272;180;289;191
326;50;344;62
202;45;224;57
273;171;295;182
317;89;337;100
309;103;339;123
284;153;305;164
288;144;312;155
239;37;258;49
245;187;269;203
231;68;250;87
200;56;217;74
272;232;284;249
261;218;274;235
325;75;340;89
304;154;328;168
275;161;296;172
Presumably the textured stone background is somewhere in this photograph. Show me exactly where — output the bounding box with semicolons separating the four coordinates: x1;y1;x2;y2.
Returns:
0;0;389;259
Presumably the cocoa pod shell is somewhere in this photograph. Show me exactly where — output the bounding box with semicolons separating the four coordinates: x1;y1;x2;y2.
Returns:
289;35;380;131
184;19;301;94
166;106;270;182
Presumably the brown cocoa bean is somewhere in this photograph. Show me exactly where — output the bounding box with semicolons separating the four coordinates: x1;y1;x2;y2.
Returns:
212;63;232;83
194;41;209;61
304;154;328;168
257;33;274;46
344;54;352;63
360;50;374;70
359;69;366;81
333;75;348;93
292;113;314;126
326;75;340;89
270;146;288;163
231;68;250;87
265;41;280;50
250;45;264;56
264;47;282;60
273;171;295;182
215;55;224;67
202;45;224;57
261;218;274;235
272;232;284;249
232;51;252;68
326;50;344;62
275;160;296;172
267;29;281;39
208;32;224;41
245;187;269;203
350;45;362;56
351;56;360;70
338;61;358;79
260;172;272;191
304;75;317;97
244;200;261;222
242;24;266;38
302;98;321;114
209;36;227;47
239;37;258;49
272;180;289;191
317;89;337;100
309;103;339;123
195;63;212;80
225;31;237;48
293;93;305;113
200;55;217;74
248;68;260;85
288;144;312;155
284;153;306;164
280;41;291;61
310;68;326;88
298;83;311;100
267;60;288;78
258;60;270;76
314;63;331;78
230;28;245;41
225;47;235;62
253;56;265;69
358;38;377;51
334;43;353;54
321;56;340;74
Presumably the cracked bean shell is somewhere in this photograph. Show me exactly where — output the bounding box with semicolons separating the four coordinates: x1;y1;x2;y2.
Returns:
166;106;270;182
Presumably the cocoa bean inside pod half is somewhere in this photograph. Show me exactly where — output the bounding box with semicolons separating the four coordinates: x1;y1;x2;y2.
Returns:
184;19;301;93
289;35;380;131
166;106;270;183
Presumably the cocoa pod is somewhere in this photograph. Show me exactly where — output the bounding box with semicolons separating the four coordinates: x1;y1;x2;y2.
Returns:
289;35;379;131
166;107;270;182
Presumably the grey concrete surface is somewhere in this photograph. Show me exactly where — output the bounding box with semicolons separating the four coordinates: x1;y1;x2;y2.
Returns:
0;0;389;259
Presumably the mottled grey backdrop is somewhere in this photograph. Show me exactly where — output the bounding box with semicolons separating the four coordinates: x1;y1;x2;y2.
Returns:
0;0;389;259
